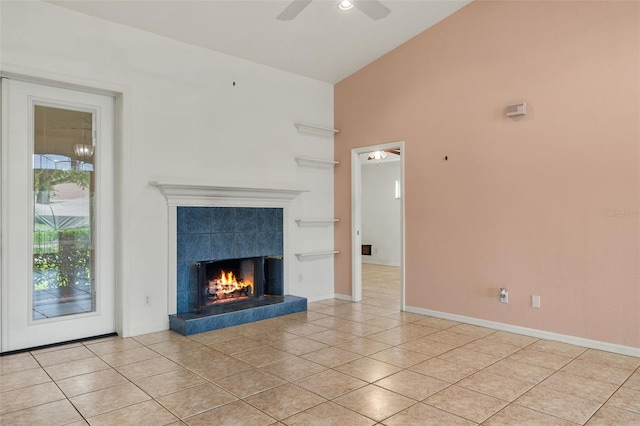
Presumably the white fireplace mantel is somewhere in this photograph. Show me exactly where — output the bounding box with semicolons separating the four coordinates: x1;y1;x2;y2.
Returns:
150;181;307;207
150;181;305;316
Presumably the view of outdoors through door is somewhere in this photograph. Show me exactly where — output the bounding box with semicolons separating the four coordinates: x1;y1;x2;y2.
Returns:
33;106;96;319
2;78;115;352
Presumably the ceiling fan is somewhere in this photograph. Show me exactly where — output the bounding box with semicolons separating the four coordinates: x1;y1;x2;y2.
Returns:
277;0;391;21
368;149;400;160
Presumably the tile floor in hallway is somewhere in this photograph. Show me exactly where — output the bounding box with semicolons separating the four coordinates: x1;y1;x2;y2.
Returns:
1;264;640;425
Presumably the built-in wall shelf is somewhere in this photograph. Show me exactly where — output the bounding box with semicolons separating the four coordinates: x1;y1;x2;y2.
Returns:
295;157;340;167
295;250;340;259
295;122;339;136
295;218;340;225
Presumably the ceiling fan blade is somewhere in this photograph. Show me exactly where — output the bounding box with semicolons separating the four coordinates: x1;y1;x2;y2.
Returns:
386;149;401;156
352;0;391;20
276;0;313;21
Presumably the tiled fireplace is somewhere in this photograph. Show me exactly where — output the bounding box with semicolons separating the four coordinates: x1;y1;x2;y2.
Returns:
150;183;307;336
176;206;284;314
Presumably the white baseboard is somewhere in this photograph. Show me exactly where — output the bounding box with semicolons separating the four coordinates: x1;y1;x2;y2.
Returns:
306;293;340;303
333;293;353;302
405;306;640;358
362;260;401;267
126;321;170;338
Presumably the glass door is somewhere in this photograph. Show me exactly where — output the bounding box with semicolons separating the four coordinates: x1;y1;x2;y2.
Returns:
1;79;116;352
33;105;96;319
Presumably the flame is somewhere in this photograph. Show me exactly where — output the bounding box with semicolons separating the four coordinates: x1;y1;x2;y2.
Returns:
208;270;252;302
218;270;237;285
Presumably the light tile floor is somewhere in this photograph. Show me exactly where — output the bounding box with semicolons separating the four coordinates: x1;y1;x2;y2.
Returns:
2;264;640;425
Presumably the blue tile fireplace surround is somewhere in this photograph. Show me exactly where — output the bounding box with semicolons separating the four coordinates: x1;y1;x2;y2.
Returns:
169;206;306;335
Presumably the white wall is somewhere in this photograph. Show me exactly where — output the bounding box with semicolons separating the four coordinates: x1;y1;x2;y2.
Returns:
361;161;401;266
0;1;335;336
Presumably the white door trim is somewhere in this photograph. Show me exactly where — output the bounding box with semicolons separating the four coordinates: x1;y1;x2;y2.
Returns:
0;70;128;338
351;141;405;310
1;78;116;351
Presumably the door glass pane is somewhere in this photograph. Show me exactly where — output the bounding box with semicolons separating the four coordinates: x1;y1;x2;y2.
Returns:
33;105;95;319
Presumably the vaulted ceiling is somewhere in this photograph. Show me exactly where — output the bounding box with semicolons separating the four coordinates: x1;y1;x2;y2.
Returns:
49;0;471;83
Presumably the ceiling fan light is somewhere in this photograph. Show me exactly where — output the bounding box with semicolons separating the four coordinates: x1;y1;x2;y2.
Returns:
338;0;354;11
368;150;387;160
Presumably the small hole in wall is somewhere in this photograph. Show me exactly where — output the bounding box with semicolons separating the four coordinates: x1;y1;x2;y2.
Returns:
233;82;236;86
445;156;448;161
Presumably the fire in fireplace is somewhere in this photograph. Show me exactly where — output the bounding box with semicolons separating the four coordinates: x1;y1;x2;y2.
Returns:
208;270;252;302
196;256;284;312
198;257;264;310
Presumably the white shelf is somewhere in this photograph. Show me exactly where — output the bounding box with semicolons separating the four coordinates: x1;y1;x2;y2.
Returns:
295;218;340;225
295;157;340;166
295;122;339;136
295;250;340;259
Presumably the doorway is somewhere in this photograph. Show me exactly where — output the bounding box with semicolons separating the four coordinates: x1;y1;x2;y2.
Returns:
351;142;405;309
1;78;116;352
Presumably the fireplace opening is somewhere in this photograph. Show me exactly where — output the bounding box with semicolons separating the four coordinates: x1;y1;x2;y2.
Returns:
196;256;283;312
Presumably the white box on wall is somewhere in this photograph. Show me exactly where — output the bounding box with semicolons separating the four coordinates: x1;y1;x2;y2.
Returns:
506;102;527;117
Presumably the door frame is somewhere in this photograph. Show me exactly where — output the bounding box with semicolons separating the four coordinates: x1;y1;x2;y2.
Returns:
1;69;130;341
351;141;405;309
0;75;123;351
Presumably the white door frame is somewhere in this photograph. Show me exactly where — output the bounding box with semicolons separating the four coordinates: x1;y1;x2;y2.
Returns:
0;78;117;352
0;70;127;341
351;141;405;309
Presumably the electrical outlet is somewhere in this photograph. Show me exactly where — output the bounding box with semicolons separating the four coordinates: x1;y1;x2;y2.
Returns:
144;295;151;306
532;295;541;308
500;288;509;303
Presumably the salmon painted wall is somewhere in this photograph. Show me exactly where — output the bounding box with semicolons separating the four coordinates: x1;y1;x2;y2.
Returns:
334;0;640;348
